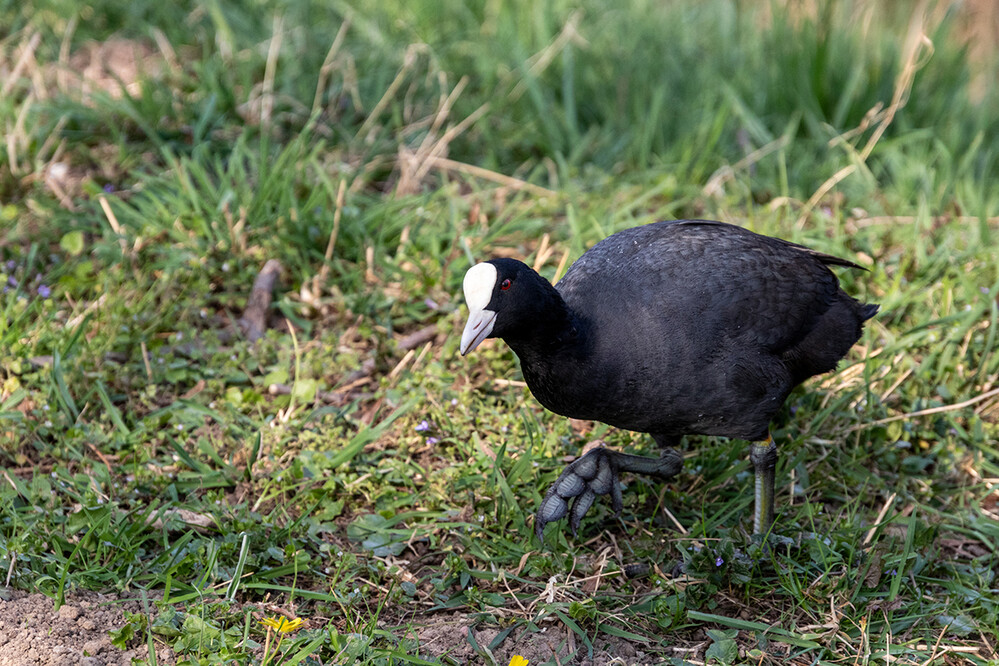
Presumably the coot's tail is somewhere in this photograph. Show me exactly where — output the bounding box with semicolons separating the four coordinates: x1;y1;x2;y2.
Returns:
860;303;880;321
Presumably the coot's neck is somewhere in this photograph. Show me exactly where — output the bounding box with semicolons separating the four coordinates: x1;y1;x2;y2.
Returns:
502;281;583;362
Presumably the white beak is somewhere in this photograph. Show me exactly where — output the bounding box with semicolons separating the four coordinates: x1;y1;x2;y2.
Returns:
460;308;497;355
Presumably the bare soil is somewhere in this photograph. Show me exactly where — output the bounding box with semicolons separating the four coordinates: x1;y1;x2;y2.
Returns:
412;612;668;664
0;589;176;666
0;588;672;665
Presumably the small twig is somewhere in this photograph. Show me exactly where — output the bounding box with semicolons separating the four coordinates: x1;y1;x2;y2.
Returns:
852;387;999;431
796;11;932;228
261;14;284;132
917;624;958;666
312;16;352;117
240;260;284;342
356;44;425;141
99;196;128;254
659;495;689;536
703;134;791;197
56;15;79;94
509;11;587;102
280;319;301;423
397;325;438;351
425;156;556;197
86;442;116;475
2;31;41;98
317;178;347;288
408;98;490;189
5;551;14;587
532;233;551;272
387;349;416;380
267;378;369;406
553;248;571;283
140;341;153;381
500;572;530;614
863;492;898;546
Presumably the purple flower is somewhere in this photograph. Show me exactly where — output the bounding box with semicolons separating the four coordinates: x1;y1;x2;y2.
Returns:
415;420;430;432
424;298;439;310
4;260;15;271
37;285;51;298
715;556;724;567
426;437;439;445
103;183;115;193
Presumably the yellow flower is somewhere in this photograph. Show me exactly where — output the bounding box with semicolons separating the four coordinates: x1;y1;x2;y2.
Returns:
508;657;529;666
260;616;305;633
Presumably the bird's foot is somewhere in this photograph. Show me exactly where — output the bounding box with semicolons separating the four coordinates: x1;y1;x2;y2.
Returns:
535;446;683;542
749;531;795;559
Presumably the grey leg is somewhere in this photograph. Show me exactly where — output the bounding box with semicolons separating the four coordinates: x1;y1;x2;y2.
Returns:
749;435;777;535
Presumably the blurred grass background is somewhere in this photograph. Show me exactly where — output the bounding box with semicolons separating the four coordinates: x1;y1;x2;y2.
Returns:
1;0;998;664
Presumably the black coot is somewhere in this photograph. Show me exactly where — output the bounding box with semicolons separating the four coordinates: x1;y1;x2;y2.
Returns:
460;219;878;540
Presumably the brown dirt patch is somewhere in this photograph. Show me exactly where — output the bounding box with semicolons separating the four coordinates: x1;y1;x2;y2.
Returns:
410;612;667;665
0;589;175;666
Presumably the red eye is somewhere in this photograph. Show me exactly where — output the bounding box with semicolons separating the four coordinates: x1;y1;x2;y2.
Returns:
500;278;512;291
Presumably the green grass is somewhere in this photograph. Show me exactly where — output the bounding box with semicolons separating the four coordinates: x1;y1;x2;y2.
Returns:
2;0;999;664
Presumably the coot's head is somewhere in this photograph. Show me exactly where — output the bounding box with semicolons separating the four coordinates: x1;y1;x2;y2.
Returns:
459;258;557;355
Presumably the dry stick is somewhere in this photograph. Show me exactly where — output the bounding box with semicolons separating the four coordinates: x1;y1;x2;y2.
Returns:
4;551;14;587
56;15;79;94
660;502;689;536
878;367;913;404
426;156;556;198
863;492;898;546
406;12;583;193
99;196;128;254
416;76;476;163
532;233;551;272
396;324;438;351
8;92;34;175
416;101;489;167
415;76;470;158
312;17;352;117
240;260;284;342
35;117;68;167
853;215;999;228
355;44;424;141
916;628;947;666
2;31;41;98
261;14;284;132
852;387;999;431
509;10;586;103
387;349;416;380
267;378;368;406
408;82;486;185
795;11;933;228
553;247;571;283
316;178;347;291
703;134;791;197
140;341;153;382
151;28;182;77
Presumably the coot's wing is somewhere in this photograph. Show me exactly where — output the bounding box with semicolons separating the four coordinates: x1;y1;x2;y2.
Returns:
557;220;857;354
